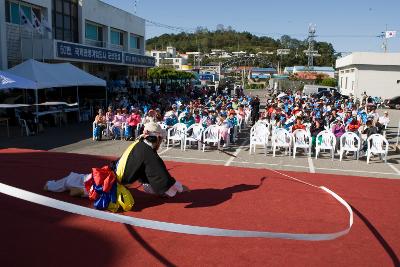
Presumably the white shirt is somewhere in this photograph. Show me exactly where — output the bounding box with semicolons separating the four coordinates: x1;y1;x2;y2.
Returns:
378;116;390;126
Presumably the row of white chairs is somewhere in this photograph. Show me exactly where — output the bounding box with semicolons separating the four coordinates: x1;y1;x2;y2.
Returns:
249;123;389;163
166;123;237;151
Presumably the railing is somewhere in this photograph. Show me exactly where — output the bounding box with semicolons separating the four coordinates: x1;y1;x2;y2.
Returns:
85;39;106;48
84;39;144;54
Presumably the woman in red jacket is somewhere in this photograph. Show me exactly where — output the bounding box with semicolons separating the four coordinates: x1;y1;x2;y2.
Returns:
126;108;142;140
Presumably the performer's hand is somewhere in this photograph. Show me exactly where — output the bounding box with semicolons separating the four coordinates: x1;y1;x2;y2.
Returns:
182;184;190;192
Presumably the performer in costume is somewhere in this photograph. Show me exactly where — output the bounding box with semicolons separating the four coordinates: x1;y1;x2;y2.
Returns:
113;121;189;196
44;122;189;211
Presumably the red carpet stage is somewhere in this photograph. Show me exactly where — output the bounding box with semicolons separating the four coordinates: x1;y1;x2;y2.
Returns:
0;148;399;266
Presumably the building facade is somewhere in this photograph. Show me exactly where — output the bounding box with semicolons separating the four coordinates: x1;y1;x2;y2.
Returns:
148;46;188;70
283;66;335;78
336;52;400;99
0;0;155;81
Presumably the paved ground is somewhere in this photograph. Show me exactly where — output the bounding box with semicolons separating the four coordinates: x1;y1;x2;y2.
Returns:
1;89;400;180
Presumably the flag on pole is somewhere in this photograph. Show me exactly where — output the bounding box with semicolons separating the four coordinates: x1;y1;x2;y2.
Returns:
385;31;397;38
41;15;52;33
32;11;42;33
19;7;33;30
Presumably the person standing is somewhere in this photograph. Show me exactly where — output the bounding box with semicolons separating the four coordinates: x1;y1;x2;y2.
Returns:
250;96;260;125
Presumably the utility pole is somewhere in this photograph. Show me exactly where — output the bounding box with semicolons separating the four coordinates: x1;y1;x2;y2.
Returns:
382;24;388;53
133;0;139;14
307;24;316;69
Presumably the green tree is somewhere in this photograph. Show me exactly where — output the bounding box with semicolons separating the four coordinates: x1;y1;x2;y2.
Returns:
320;78;337;87
146;30;337;67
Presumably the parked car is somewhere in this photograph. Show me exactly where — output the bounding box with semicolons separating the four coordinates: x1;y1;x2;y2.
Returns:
385;96;400;109
303;85;337;95
314;90;348;100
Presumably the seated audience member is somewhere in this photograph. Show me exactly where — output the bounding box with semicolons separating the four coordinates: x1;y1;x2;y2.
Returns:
93;109;107;141
111;108;125;139
347;114;361;133
180;111;195;128
292;117;305;132
106;106;114;123
310;120;324;153
332;117;345;149
376;111;390;133
216;113;231;147
361;120;378;154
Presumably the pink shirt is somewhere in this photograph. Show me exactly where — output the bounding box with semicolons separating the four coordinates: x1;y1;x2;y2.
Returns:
112;114;125;127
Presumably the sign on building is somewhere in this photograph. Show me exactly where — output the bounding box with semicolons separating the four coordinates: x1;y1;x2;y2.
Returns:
56;41;155;67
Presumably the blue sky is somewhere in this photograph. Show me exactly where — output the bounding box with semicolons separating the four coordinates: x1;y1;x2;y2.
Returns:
103;0;400;53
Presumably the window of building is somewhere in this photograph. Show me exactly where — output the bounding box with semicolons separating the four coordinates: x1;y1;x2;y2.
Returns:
345;77;348;89
85;22;102;41
5;1;35;25
130;34;141;49
111;29;123;46
5;1;10;22
52;0;78;42
340;77;343;88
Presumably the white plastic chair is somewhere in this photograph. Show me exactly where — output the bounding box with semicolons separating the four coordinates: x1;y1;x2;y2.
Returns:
236;116;243;132
167;123;187;149
315;130;336;160
339;132;361;161
304;122;312;135
272;128;292;157
244;110;251;127
202;125;221;152
184;123;204;151
366;134;389;164
135;123;143;138
249;123;270;155
121;122;127;140
292;129;311;158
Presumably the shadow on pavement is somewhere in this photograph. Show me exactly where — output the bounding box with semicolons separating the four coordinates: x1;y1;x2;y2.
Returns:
0;122;92;150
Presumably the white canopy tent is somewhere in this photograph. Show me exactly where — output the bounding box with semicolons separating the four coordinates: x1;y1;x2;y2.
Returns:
6;59;106;120
7;59;106;88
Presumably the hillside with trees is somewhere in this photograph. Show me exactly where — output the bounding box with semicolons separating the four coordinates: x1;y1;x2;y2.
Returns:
146;28;337;67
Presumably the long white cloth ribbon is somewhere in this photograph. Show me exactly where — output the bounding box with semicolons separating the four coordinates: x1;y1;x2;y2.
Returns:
0;181;353;241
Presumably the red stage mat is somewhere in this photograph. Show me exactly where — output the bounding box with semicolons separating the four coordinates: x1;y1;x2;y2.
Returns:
0;148;399;267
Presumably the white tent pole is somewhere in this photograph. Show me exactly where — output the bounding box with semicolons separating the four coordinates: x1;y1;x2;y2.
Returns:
396;120;400;147
35;89;39;131
76;86;80;122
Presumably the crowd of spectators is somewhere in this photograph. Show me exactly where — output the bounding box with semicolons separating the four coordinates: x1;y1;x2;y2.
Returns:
94;85;391;156
94;84;248;146
259;91;390;155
